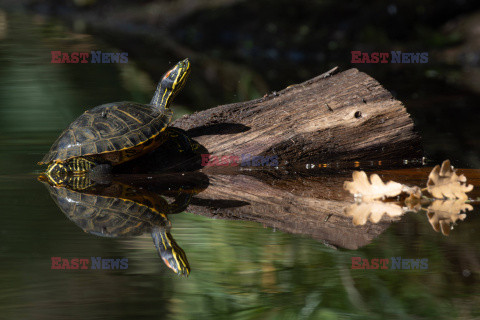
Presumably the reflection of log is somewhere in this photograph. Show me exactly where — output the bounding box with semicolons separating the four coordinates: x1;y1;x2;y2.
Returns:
173;68;421;166
104;172;398;250
184;173;397;250
113;165;480;249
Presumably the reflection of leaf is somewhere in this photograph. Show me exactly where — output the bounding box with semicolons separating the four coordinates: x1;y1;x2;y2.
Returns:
426;199;472;236
344;202;405;225
343;171;404;201
427;160;474;200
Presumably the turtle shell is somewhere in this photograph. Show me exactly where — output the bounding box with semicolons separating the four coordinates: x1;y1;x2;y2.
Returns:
39;102;173;165
42;181;170;237
40;180;191;276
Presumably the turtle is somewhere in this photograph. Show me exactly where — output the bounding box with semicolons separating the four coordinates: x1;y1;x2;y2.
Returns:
38;175;192;276
39;58;191;184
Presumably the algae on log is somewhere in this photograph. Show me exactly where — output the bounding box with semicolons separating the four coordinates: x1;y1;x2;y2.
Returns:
173;67;421;166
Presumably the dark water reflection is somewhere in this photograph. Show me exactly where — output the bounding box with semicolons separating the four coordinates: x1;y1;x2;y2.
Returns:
1;11;480;320
3;173;480;319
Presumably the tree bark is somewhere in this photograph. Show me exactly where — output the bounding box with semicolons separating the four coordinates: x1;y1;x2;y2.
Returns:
173;67;421;167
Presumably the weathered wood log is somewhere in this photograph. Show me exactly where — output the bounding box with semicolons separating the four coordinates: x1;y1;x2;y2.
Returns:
173;67;421;167
109;68;427;249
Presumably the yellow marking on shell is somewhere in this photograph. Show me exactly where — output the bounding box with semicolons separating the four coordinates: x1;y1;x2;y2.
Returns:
59;188;170;225
117;109;143;124
64;182;170;221
118;130;168;163
39;125;168;166
130;221;144;231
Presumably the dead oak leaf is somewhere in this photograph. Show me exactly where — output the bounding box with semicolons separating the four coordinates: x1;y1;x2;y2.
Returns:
427;160;473;200
343;171;404;201
426;199;472;236
344;202;404;225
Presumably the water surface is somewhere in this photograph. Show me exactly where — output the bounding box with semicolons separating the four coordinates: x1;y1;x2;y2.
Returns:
0;12;479;320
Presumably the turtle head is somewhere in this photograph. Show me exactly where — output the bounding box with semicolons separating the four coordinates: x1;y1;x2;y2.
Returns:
162;58;191;91
160;245;190;276
151;58;191;108
152;228;190;276
45;162;69;186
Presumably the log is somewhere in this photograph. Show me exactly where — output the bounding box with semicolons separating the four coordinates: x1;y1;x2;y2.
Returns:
173;67;421;167
109;68;425;249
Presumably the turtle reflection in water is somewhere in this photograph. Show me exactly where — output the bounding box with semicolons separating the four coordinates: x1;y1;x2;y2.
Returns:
39;175;191;276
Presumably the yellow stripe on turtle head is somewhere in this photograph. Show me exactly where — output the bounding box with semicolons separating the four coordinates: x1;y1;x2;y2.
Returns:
170;58;191;91
45;162;69;186
152;58;191;109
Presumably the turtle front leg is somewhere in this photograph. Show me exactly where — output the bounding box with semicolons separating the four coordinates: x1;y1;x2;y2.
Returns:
168;193;192;214
165;127;200;154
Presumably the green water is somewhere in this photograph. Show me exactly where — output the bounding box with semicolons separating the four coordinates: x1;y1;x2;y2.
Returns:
0;12;479;320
